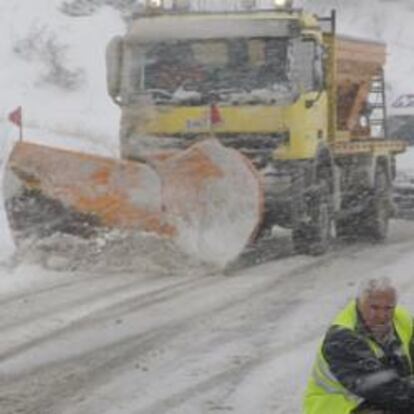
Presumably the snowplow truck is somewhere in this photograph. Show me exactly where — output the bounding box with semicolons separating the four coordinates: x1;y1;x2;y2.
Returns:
4;5;406;266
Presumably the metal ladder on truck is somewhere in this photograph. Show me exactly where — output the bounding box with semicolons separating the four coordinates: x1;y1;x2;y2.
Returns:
368;68;388;139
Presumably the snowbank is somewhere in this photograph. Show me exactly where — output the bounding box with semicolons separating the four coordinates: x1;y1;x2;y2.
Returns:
0;0;125;153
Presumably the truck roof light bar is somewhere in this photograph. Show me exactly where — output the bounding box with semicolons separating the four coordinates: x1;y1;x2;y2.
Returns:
146;0;164;8
274;0;294;9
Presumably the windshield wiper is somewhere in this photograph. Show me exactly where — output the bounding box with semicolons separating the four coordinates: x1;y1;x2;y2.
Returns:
171;86;202;104
142;88;173;103
207;88;250;104
211;83;299;105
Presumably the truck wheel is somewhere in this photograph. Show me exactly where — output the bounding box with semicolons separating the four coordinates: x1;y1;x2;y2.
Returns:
292;227;310;254
292;179;333;255
337;166;391;241
365;166;391;240
308;180;333;255
336;215;359;239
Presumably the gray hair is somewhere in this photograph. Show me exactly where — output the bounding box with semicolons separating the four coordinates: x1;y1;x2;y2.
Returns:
357;277;397;301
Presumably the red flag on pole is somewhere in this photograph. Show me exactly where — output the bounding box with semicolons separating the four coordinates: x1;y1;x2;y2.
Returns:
8;106;22;127
8;106;23;141
210;103;222;127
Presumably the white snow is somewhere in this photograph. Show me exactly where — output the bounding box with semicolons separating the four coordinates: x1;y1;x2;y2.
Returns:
0;0;124;153
1;1;414;414
1;225;414;413
397;145;414;175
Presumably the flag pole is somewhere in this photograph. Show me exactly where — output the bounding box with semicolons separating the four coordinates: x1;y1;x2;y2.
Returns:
19;109;23;141
209;102;222;138
8;106;23;141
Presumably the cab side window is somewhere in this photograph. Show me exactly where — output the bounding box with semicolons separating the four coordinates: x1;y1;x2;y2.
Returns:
292;38;324;92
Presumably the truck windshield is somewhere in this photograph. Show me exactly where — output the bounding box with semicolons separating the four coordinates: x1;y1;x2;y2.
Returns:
131;38;291;103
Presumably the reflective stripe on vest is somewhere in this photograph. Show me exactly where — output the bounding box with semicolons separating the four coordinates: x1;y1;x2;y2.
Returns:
312;349;363;404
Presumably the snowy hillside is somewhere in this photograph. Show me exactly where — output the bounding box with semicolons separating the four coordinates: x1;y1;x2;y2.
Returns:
0;0;125;153
1;0;414;150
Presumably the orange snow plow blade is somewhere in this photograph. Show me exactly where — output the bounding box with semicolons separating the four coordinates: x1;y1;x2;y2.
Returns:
4;139;263;266
5;141;174;236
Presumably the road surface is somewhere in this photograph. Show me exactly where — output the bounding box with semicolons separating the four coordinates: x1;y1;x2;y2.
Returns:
0;220;414;414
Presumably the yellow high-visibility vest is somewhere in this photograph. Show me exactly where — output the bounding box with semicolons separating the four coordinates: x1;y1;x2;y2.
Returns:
303;300;413;414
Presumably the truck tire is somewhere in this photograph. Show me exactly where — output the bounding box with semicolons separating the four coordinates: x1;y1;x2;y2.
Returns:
292;179;333;255
364;165;391;240
292;226;309;254
336;166;391;241
336;215;358;239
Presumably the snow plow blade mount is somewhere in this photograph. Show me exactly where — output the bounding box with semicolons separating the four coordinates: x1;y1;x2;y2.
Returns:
4;139;263;267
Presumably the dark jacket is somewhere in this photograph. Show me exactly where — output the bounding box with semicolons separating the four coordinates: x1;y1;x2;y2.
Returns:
322;310;414;414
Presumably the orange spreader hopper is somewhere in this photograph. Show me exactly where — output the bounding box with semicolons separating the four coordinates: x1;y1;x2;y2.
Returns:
4;139;263;266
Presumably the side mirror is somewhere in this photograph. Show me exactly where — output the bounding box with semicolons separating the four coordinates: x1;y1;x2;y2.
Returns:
305;90;323;109
106;36;124;105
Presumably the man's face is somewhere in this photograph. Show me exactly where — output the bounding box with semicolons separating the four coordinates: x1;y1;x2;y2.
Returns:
358;289;397;339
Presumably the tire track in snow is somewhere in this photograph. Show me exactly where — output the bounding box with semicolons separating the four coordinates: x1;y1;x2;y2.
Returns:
2;221;414;413
0;253;341;414
0;248;334;369
0;275;216;362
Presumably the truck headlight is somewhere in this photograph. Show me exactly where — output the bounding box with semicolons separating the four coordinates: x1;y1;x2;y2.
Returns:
274;0;293;8
148;0;163;8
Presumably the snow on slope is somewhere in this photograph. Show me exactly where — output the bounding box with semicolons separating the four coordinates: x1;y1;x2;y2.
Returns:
0;0;125;259
0;0;125;153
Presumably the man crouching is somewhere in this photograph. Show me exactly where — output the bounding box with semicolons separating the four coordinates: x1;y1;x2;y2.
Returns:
304;277;414;414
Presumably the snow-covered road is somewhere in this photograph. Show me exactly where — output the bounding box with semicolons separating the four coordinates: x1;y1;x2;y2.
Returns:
1;219;414;414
